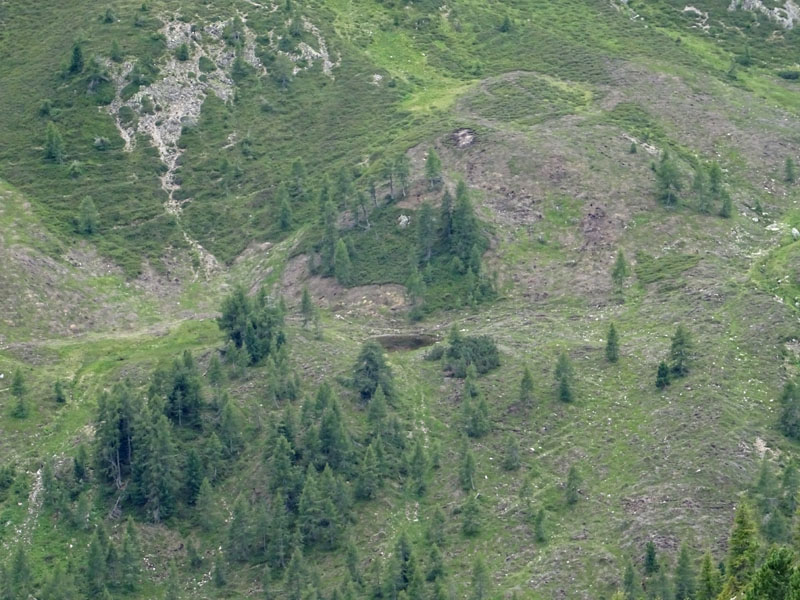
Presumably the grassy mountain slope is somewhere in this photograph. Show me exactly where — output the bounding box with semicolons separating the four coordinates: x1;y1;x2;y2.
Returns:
2;0;800;598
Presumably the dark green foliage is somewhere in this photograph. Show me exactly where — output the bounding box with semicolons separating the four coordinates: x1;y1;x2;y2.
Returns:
611;249;628;297
425;148;442;190
154;350;204;428
499;15;512;33
213;554;227;588
76;197;98;234
461;494;481;536
745;546;794;600
74;443;89;482
720;190;733;218
698;551;721;600
656;361;670;389
445;328;500;377
533;508;547;543
176;42;190;61
417;201;436;263
218;287;286;365
519;365;534;407
352;341;394;401
69;42;84;74
555;351;574;403
119;518;141;591
673;544;695;600
277;183;293;231
643;540;659;575
565;465;581;505
722;504;759;597
502;435;521;471
45;122;65;163
669;324;692;377
471;556;490;600
459;444;476;491
786;157;796;184
334;239;353;286
623;559;640;600
655;152;681;206
606;322;619;363
54;379;67;403
408;438;428;496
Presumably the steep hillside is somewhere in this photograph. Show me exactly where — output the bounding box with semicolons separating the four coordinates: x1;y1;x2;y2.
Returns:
2;1;800;599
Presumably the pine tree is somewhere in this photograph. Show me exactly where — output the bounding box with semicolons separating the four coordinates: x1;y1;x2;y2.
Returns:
644;540;660;575
519;366;534;407
408;438;428;496
470;556;489;600
502;435;521;471
277;183;293;231
286;548;306;600
45;121;65;163
352;341;394;401
440;190;454;246
176;42;190;61
69;42;84;74
622;559;640;600
119;517;141;591
746;546;794;600
555;351;574;403
461;495;481;536
219;400;244;457
320;200;339;276
721;504;759;597
334;239;353;286
86;529;107;595
534;508;547;543
417;202;436;263
786;157;796;184
565;465;581;505
451;181;479;263
655;152;681;206
10;368;27;418
185;448;204;504
227;497;251;561
606;323;619;363
459;444;476;491
425;148;442;190
669;324;691;377
426;544;444;582
611;249;629;295
74;443;89;483
719;190;733;218
54;379;67;403
139;412;179;522
195;477;218;531
673;543;695;600
656;361;670;389
301;287;314;328
697;551;720;600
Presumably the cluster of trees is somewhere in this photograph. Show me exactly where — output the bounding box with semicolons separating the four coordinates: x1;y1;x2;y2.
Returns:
218;286;288;365
656;325;692;389
615;496;800;600
655;153;732;218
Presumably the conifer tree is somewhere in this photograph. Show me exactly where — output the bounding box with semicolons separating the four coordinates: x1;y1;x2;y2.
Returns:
70;42;84;74
606;322;619;363
408;438;428;496
440;190;454;246
227;497;251;561
301;287;314;328
185;448;204;504
459;444;476;491
502;435;521;471
669;324;692;377
565;465;581;505
10;368;28;418
694;166;712;213
461;495;481;536
555;351;574;403
352;341;394;401
655;151;681;206
519;366;534;407
786;157;796;184
74;443;89;483
110;39;123;62
427;507;446;547
45;122;65;163
644;540;660;575
656;361;670;389
139;412;179;522
719;190;733;218
427;544;444;582
195;477;218;531
219;400;244;457
119;517;141;591
277;183;293;231
611;249;629;300
54;379;67;403
673;543;695;600
697;551;720;600
286;548;306;600
746;546;794;600
213;554;227;588
470;556;489;600
395;155;411;198
622;559;639;600
320;200;339;276
417;202;436;263
534;508;547;543
425;149;442;190
334;239;352;285
780;380;800;440
452;181;479;263
721;504;759;597
86;529;107;595
708;162;723;197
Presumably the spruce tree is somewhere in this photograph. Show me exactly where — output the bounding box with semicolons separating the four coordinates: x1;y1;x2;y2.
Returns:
417;201;436;263
502;434;521;471
459;444;476;491
470;556;489;600
746;546;794;600
395;155;411;198
54;379;67;403
425;148;442;190
533;508;547;543
644;540;660;574
721;504;758;597
606;323;619;363
119;517;141;591
622;559;640;600
45;121;65;163
267;491;292;569
213;554;227;588
669;324;691;377
408;438;428;496
277;183;293;231
719;190;732;218
69;42;84;74
697;551;720;600
427;507;446;547
655;152;681;206
786;157;796;184
673;543;695;600
656;361;670;389
86;529;107;595
352;341;394;401
334;239;352;286
10;368;28;418
461;495;481;536
440;190;454;246
286;548;306;600
195;477;218;531
780;380;800;440
227;497;251;561
565;465;581;505
611;248;629;294
301;287;314;328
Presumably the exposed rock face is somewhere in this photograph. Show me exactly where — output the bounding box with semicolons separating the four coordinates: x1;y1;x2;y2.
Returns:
728;0;799;29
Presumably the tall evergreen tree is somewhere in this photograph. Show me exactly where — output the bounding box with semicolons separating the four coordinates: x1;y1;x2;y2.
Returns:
301;287;314;328
461;495;481;536
721;504;759;597
656;361;671;389
622;559;640;600
10;367;27;418
655;152;681;206
334;239;352;286
470;556;490;600
352;341;394;401
697;551;720;600
408;438;428;496
227;497;251;562
86;529;107;595
451;181;479;263
119;517;141;591
425;149;442;189
45;122;65;163
417;201;436;263
277;183;293;231
459;444;476;492
673;543;695;600
611;249;629;296
606;323;619;363
644;540;660;575
440;190;454;246
780;380;800;440
138;412;179;522
565;465;581;505
502;434;521;471
669;324;692;377
395;155;411;198
786;157;796;184
519;366;534;407
746;546;794;600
